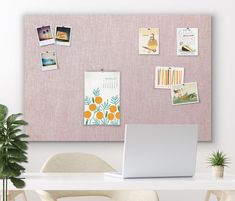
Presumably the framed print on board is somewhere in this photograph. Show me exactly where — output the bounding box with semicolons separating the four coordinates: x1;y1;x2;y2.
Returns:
84;71;120;126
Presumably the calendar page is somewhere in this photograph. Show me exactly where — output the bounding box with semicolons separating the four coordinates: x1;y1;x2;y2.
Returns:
84;72;120;126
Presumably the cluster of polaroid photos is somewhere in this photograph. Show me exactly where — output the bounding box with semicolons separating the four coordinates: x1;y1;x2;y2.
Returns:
37;25;72;71
154;66;199;106
139;27;198;56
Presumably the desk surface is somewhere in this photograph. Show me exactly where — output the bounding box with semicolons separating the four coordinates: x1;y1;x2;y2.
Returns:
3;173;235;190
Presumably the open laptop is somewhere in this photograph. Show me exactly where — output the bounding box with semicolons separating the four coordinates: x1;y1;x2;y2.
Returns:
105;124;198;178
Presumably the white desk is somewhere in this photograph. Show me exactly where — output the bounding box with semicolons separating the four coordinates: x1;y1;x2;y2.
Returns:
3;173;235;191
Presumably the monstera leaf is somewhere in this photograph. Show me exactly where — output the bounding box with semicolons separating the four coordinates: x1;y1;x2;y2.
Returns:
0;104;28;191
0;104;8;122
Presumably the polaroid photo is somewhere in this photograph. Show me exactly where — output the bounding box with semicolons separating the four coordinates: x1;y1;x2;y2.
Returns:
55;26;71;46
139;28;159;55
155;66;184;89
177;28;198;56
37;25;55;46
171;82;199;106
40;51;58;71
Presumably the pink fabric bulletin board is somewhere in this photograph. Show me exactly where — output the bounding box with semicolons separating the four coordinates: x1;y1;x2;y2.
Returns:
24;15;211;141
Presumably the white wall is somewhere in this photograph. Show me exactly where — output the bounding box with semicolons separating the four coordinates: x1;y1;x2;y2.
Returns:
1;0;235;201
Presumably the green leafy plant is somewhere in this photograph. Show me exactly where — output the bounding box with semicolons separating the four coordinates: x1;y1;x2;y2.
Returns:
0;104;29;201
207;150;230;167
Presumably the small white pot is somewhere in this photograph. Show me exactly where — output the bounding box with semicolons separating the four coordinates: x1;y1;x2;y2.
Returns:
212;166;224;178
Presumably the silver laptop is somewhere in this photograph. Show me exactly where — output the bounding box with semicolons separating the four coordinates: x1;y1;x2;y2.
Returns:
105;124;198;178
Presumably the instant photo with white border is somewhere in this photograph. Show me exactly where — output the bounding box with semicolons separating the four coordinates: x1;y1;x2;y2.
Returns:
36;25;55;46
40;51;58;71
55;26;72;46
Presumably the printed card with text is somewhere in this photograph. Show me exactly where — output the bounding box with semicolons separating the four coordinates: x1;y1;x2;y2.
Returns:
177;28;198;56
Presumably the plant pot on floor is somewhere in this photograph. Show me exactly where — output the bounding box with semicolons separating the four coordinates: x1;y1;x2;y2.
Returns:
212;166;224;178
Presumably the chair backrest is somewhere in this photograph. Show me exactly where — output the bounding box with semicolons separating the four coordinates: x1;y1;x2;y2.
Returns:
41;152;115;173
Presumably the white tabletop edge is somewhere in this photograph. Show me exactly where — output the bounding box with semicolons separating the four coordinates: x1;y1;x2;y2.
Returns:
2;173;235;191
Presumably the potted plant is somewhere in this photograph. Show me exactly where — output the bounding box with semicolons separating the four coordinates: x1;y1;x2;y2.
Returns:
207;150;230;178
0;104;29;201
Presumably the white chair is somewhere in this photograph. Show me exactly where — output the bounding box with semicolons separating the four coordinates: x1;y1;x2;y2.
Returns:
205;190;235;201
0;191;27;201
36;152;160;201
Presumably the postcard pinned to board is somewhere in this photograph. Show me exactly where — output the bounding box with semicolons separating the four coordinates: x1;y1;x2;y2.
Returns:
139;28;159;55
36;25;55;46
171;82;199;105
155;66;184;89
84;71;120;126
177;28;198;56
